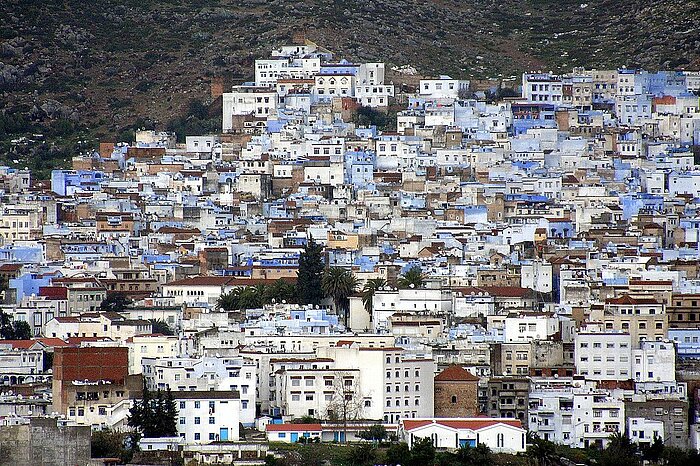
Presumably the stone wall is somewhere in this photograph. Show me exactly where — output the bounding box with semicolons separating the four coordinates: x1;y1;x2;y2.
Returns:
0;417;91;466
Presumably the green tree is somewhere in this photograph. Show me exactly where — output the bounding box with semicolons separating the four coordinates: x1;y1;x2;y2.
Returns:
526;434;557;466
343;444;377;466
91;429;137;462
357;424;388;443
264;279;297;304
162;388;178;436
149;319;174;336
0;314;32;340
216;289;240;311
385;442;411;466
100;293;132;313
11;321;31;340
128;384;177;438
641;436;664;463
661;446;700;466
409;437;436;466
361;278;386;316
397;266;425;289
237;286;263;310
600;432;639;466
321;267;357;324
296;239;324;306
352;106;391;131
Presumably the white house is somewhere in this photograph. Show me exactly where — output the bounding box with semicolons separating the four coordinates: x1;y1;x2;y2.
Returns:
419;76;469;99
174;391;240;444
631;340;676;383
575;331;632;381
400;418;526;453
628;417;664;446
222;85;278;132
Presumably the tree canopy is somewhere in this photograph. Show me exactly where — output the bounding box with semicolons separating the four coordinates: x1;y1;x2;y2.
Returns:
128;385;178;438
297;239;325;306
321;267;357;323
397;266;424;289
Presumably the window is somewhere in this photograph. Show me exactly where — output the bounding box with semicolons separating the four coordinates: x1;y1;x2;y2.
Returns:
451;395;457;404
209;417;215;424
194;433;200;440
194;417;201;425
194;401;201;409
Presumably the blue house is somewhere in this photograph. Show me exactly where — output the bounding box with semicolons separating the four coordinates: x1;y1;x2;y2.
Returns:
51;170;105;196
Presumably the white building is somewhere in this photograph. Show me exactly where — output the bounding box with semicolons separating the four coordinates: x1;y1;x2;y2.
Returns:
222;86;278;132
628;417;664;446
419;76;469;99
372;288;453;332
400;418;526;453
315;344;436;424
520;261;553;294
631;340;676;383
522;74;563;105
575;331;632;381
174;391;240;444
142;356;256;426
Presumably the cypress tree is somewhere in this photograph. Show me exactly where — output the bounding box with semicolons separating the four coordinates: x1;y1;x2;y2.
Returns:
296;238;324;305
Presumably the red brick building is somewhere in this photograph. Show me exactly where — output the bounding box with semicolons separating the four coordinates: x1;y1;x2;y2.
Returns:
434;365;480;418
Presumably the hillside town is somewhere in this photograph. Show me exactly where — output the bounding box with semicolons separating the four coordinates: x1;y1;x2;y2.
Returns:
1;38;700;465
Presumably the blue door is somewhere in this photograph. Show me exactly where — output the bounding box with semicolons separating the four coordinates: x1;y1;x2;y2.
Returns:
291;433;299;442
219;428;228;441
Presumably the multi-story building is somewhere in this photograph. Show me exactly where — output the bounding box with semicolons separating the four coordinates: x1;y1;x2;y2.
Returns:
575;331;632;381
485;377;530;426
174;391;241;444
142;356;256;426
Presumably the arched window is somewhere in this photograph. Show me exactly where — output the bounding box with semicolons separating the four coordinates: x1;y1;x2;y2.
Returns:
451;395;457;404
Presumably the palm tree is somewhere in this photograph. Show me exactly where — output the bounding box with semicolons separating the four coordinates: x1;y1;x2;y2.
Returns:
361;278;387;316
321;267;358;324
216;288;240;311
397;266;424;289
526;434;557;466
237;286;262;310
264;279;297;304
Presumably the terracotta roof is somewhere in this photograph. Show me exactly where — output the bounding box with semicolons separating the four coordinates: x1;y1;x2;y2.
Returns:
402;418;523;431
0;263;23;271
0;340;35;350
266;423;322;432
606;295;660;305
164;276;295;287
39;286;68;300
52;316;80;323
435;365;479;382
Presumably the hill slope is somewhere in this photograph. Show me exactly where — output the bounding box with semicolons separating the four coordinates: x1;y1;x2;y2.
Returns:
1;0;698;173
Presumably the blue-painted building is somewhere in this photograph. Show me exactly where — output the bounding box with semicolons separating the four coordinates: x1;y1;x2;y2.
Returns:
51;170;105;196
344;150;375;190
0;244;43;263
510;103;556;135
669;329;700;359
9;272;55;305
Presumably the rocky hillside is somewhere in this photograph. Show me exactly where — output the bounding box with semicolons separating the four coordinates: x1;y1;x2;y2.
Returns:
1;0;698;175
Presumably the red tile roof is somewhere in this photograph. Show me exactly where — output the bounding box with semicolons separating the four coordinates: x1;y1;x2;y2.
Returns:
0;263;23;271
266;423;322;432
165;276;295;287
435;365;480;382
606;295;660;305
39;286;68;300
